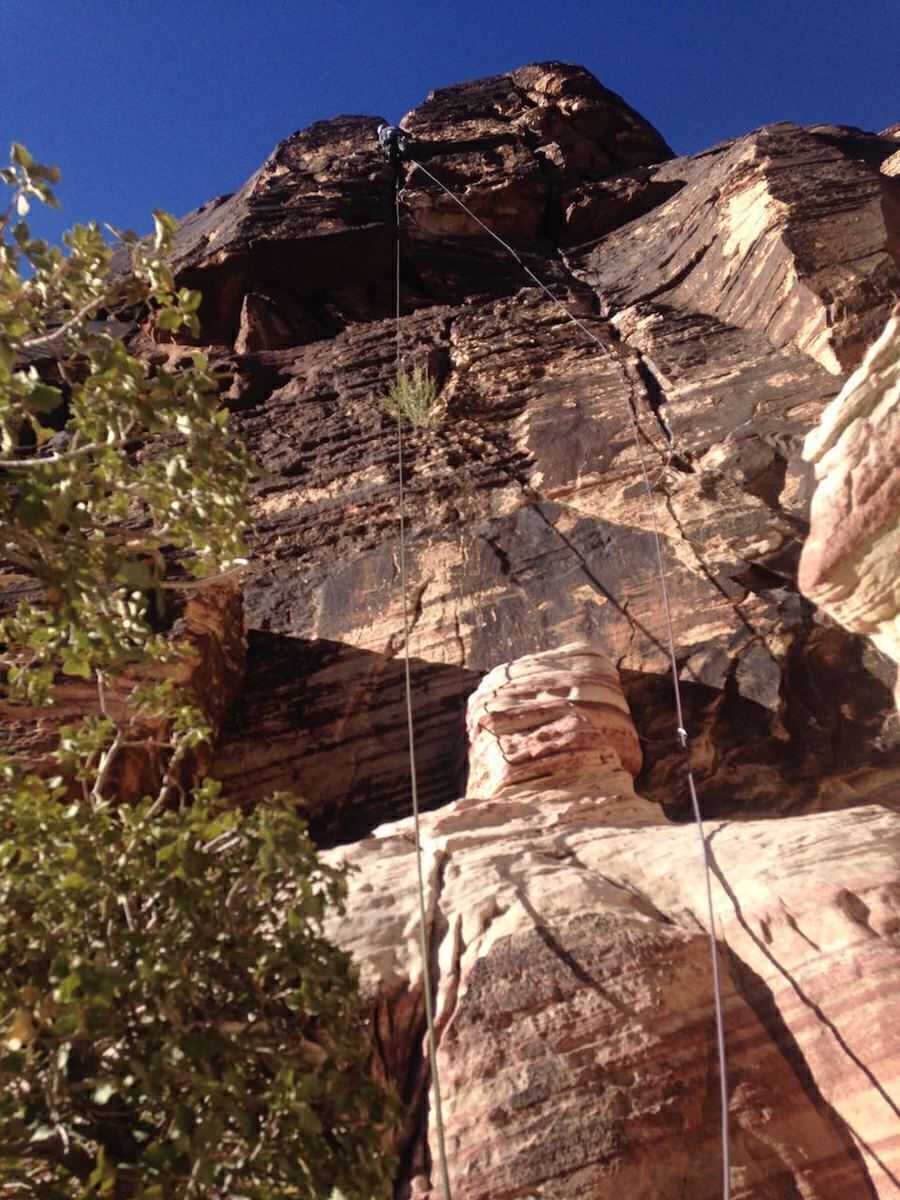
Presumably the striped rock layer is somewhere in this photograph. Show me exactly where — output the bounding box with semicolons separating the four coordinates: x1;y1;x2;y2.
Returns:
5;60;900;1200
326;643;900;1198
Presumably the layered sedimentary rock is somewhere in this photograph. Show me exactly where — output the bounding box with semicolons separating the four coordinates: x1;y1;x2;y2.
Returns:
152;65;900;1198
573;123;900;374
401;63;675;244
6;58;900;1199
195;64;900;830
799;304;900;705
465;642;647;808
326;643;900;1198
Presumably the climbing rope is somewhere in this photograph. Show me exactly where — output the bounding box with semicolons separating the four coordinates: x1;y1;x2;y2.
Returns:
397;148;732;1199
390;154;455;1200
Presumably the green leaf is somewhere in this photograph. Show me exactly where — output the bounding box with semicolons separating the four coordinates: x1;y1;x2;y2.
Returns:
92;1082;116;1105
30;162;61;184
155;307;182;332
61;654;92;679
0;153;393;1200
178;288;202;313
11;142;34;168
25;382;63;414
15;495;49;528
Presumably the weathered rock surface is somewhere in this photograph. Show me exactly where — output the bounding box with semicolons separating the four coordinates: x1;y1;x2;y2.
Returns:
326;644;900;1198
206;76;900;825
880;124;900;178
573;123;900;374
130;67;900;1195
6;60;900;1200
799;304;900;706
401;63;675;244
165;63;673;354
465;642;648;810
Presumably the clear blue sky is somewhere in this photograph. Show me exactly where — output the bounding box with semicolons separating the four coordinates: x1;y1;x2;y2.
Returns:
2;0;897;243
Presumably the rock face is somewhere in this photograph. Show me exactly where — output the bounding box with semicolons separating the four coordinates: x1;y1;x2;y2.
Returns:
184;72;899;1192
465;642;651;817
799;304;900;706
184;64;900;832
326;643;900;1198
6;59;900;1198
401;63;675;244
573;123;900;375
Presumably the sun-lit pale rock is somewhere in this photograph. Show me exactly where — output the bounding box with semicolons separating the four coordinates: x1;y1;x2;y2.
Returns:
800;304;900;705
465;641;646;804
574;123;900;375
326;644;900;1198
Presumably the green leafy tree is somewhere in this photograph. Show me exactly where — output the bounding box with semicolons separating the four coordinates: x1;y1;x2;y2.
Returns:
0;147;395;1199
0;142;248;704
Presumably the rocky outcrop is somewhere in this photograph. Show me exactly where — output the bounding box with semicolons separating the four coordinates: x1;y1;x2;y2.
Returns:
573;123;900;374
465;642;651;815
6;59;900;1200
165;63;673;353
123;66;900;1194
326;643;900;1198
799;304;900;706
401;63;675;244
205;66;900;828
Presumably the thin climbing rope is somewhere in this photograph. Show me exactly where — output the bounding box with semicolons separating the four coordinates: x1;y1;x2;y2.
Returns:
393;173;455;1200
405;155;732;1200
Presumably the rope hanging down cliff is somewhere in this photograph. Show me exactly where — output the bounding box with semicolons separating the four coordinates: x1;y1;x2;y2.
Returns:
382;123;455;1200
382;126;732;1200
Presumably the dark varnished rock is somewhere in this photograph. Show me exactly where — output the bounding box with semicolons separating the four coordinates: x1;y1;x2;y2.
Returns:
573;122;900;373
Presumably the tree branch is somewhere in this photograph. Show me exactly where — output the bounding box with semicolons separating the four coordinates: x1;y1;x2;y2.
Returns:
0;436;129;469
148;732;195;817
20;294;106;352
91;671;125;807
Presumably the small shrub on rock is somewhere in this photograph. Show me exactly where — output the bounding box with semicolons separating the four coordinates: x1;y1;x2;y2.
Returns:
382;366;440;428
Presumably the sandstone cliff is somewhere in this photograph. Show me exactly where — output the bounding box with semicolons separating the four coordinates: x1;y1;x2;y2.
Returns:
163;61;900;1197
174;65;900;835
327;643;900;1198
799;302;900;709
8;61;900;1198
190;63;897;1196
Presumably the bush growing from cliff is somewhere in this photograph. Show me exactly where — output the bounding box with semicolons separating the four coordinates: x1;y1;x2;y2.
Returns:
0;146;395;1199
382;365;440;428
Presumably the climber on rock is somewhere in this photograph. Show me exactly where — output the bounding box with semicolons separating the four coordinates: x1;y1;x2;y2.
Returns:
377;124;410;167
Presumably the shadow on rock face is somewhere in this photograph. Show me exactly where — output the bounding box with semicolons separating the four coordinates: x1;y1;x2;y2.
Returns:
211;631;482;847
624;618;900;822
